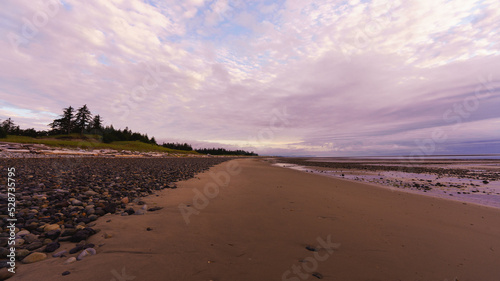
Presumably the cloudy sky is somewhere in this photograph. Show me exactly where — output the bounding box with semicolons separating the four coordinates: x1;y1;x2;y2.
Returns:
1;0;499;156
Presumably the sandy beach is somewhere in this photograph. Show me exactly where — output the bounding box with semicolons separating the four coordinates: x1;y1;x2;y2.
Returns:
8;158;500;281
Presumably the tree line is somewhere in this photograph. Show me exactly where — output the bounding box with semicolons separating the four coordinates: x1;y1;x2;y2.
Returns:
195;148;258;156
0;105;257;156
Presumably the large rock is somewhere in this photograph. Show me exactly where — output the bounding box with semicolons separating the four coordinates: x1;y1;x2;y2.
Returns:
43;224;60;232
23;234;38;244
103;203;117;214
0;267;15;280
15;249;30;260
16;230;30;237
25;241;43;251
22;252;47;264
44;242;60;253
70;228;96;243
45;229;61;240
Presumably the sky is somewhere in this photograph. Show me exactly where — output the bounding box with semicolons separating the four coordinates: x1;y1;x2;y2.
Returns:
0;0;499;156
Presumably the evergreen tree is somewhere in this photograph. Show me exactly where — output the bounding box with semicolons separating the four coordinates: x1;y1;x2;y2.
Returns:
1;118;15;133
90;115;103;130
49;106;75;134
74;104;92;135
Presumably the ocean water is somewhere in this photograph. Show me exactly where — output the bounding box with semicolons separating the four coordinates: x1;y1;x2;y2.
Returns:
312;154;500;161
274;157;500;209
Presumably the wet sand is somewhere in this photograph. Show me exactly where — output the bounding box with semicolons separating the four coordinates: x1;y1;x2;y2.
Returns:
9;158;500;281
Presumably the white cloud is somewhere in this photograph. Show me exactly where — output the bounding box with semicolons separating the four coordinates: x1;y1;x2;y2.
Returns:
0;0;499;155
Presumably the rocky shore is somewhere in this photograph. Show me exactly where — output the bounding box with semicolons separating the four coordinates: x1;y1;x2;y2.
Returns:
0;142;203;158
0;157;233;279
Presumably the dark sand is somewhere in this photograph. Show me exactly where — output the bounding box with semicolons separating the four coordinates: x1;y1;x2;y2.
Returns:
9;158;500;281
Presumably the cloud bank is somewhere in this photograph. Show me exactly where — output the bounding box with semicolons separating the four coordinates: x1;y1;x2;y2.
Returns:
1;0;499;156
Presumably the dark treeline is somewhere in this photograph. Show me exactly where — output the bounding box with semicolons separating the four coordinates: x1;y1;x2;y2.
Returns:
0;117;49;138
49;104;156;144
196;148;258;156
162;142;193;151
1;105;258;156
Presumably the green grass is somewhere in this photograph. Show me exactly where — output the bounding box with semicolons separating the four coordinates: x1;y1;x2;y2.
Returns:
2;135;198;154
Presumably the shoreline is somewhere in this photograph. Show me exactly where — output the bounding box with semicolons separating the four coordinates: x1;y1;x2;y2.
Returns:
3;158;500;280
274;158;500;209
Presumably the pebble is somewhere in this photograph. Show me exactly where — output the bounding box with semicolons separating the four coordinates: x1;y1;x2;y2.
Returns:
69;245;84;254
135;209;146;215
62;271;71;276
77;248;96;260
43;224;60;232
45;230;61;240
125;208;135;215
45;242;60;253
70;228;96;243
16;249;31;260
0;268;15;280
22;252;47;264
14;238;25;246
64;257;77;264
26;241;43;251
312;272;324;279
23;234;38;244
53;250;68;257
305;246;317;252
17;230;30;237
0;247;9;258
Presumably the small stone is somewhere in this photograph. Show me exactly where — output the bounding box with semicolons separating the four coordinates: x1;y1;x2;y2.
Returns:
71;199;83;206
53;250;68;258
22;252;47;264
312;272;323;279
23;234;38;244
305;246;317;252
16;249;30;260
62;271;71;276
45;242;60;253
148;206;163;212
77;248;96;261
135;209;146;215
43;224;61;232
64;257;76;264
14;238;25;246
70;228;96;243
121;197;129;204
125;208;135;215
17;230;30;237
69;245;84;254
45;229;61;240
85;190;97;196
61;229;76;237
0;267;15;280
0;247;9;258
104;232;113;239
146;227;153;231
26;241;43;251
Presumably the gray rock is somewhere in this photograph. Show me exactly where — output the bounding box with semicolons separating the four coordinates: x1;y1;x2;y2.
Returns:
53;250;68;257
23;234;38;244
25;241;43;251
